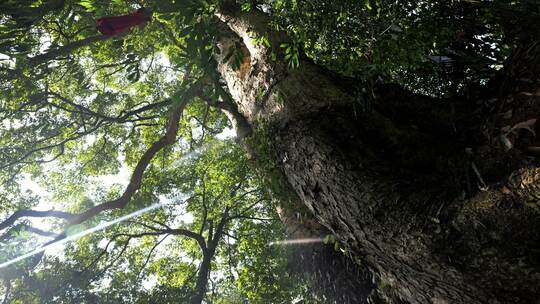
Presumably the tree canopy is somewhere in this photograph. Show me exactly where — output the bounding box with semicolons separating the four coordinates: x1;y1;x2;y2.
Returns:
1;0;539;303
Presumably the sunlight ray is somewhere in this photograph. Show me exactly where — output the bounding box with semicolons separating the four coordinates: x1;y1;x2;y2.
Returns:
0;202;170;269
268;237;324;246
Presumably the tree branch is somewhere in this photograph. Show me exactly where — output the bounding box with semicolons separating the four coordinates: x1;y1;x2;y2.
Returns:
79;233;126;275
227;215;276;222
105;227;207;251
150;219;173;230
199;173;208;236
0;82;206;275
0;96;179;231
68;93;191;226
19;225;59;238
0;122;103;171
47;91;173;124
168;228;207;251
0;210;74;231
87;236;131;285
26;35;110;67
136;234;170;280
203;85;252;139
226;198;268;222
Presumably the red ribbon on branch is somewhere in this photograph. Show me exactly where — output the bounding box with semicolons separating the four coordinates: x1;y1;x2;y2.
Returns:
96;8;152;36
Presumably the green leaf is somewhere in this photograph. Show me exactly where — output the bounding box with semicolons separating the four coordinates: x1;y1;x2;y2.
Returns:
78;0;95;11
365;0;372;11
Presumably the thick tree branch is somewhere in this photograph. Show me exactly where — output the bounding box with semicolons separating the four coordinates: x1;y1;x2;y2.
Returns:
168;228;207;251
17;225;58;238
0;84;204;276
215;6;286;63
210;209;229;247
68;93;191;226
205;85;252;139
0;98;177;232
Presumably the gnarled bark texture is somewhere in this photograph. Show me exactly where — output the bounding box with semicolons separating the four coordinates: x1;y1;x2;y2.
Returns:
277;204;377;304
214;6;540;304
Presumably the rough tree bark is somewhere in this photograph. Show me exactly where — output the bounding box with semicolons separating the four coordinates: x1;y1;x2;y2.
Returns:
213;5;540;304
277;204;377;304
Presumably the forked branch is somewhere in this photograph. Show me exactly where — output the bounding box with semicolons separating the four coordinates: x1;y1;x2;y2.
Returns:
0;83;203;241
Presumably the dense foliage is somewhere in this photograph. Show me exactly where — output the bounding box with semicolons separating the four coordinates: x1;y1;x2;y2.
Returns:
0;1;308;302
0;0;531;303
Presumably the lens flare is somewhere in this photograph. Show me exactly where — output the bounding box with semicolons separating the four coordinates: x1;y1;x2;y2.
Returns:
269;237;324;246
0;202;169;269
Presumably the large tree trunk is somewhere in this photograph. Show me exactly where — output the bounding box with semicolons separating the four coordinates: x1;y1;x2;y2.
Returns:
277;204;377;304
214;7;540;304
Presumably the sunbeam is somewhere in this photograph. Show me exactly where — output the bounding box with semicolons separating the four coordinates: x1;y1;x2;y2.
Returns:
268;237;324;246
0;202;170;269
